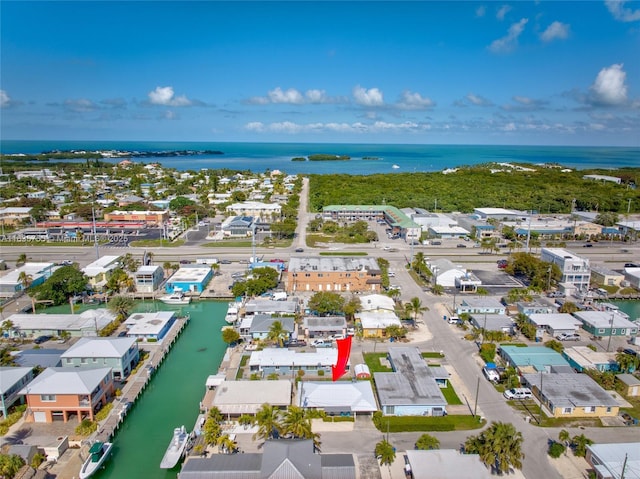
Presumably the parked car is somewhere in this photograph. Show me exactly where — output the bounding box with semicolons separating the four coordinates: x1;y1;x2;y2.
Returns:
295;248;304;253
456;244;467;248
583;243;593;247
387;271;396;277
285;339;307;348
219;259;232;264
556;333;581;341
329;334;345;341
431;241;442;245
117;331;128;337
482;366;500;383
497;259;508;269
311;339;332;348
503;388;532;400
34;335;53;344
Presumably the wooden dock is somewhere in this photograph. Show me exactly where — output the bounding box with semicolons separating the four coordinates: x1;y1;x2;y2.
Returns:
93;315;190;443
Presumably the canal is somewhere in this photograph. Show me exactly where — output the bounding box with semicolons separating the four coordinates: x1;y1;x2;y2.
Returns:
89;300;228;479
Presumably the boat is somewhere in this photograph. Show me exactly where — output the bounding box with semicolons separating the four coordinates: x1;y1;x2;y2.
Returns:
225;302;240;323
79;441;113;479
392;164;400;169
160;288;191;305
160;425;190;469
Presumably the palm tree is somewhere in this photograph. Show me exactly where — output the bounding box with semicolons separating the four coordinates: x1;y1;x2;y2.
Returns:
616;351;639;373
407;297;427;322
558;429;570;456
208;406;223;422
16;253;28;266
267;320;288;348
374;439;396;466
107;295;135;322
464;421;524;475
281;406;321;449
415;433;440;450
559;301;578;314
162;261;173;277
17;272;33;292
571;434;593;458
216;433;238;454
253;403;282;442
203;418;222;445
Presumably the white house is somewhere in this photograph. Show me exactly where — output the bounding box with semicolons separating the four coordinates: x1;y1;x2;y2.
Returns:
540;248;591;294
82;255;122;289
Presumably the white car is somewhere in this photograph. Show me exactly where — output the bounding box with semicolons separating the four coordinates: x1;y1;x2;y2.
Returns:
504;388;532;400
387;271;396;277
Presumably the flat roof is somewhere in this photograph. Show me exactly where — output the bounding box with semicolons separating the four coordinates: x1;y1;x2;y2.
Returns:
573;310;638;329
298;381;378;412
562;346;618;369
6;309;116;332
289;256;380;273
356;311;401;329
245;299;297;315
522;372;619;408
211;380;291;414
500;345;571;372
168;265;211;283
249;348;338;368
528;313;582;329
406;450;492;479
124;311;175;336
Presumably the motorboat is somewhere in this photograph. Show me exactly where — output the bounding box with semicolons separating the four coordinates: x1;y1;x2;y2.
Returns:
392;164;400;169
79;441;113;479
160;425;190;469
160;288;191;305
225;302;240;323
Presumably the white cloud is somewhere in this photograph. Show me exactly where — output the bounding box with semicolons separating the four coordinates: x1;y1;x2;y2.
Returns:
243;119;425;134
476;5;486;17
268;87;305;104
397;90;435;110
589;63;628;106
605;0;640;22
148;86;192;106
0;90;10;108
63;98;98;113
540;21;570;42
496;5;512;20
245;122;266;132
305;89;327;103
353;85;384;106
466;93;494;107
488;18;528;53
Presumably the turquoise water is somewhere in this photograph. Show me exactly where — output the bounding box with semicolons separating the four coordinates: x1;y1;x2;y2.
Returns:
609;300;640;322
46;300;228;479
2;140;638;174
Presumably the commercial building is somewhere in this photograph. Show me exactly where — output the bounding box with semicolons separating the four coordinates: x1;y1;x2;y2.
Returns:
165;264;213;293
226;201;281;221
590;266;625;288
540;248;591;294
287;257;382;293
103;210;168;225
322;204;421;242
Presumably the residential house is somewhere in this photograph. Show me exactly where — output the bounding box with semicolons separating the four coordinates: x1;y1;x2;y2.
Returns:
82;255;122;289
405;449;493;479
586;442;640;479
499;346;572;374
20;367;114;423
516;301;555;317
540;248;591;294
60;337;140;380
456;297;506;316
0;367;34;417
562;346;619;373
522;372;619;418
165;264;212;293
573;310;638;338
5;309;116;338
0;262;56;297
179;439;356;479
470;314;514;334
287;257;382;293
591;266;625;288
0;206;32;226
248;348;341;377
527;313;583;337
209;379;291;416
123;311;176;342
374;347;448;417
244;299;297;317
302;316;347;339
298;381;378;417
133;265;164;293
616;374;640;397
355;311;402;338
248;315;295;342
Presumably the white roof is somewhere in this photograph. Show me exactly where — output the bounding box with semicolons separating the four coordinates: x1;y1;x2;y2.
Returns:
212;380;291;414
428;225;470;235
168;265;211;283
298;381;378;412
82;255;121;277
0;367;33;393
135;265;162;275
227;201;281;211
205;373;226;388
359;294;395;312
528;313;582;329
573;310;638;329
20;367;111;395
6;309;116;332
474;207;521;216
124;311;175;336
249;348;338;368
356;311;401;329
563;346;618;369
0;263;56;286
61;337;136;359
406;450;492;479
587;442;640;479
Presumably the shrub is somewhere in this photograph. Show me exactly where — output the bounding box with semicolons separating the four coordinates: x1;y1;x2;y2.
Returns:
75;419;97;436
95;403;113;422
479;343;496;363
317;370;325;376
548;441;565;458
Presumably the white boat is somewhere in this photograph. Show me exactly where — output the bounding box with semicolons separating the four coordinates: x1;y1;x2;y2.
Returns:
160;288;191;305
79;441;113;479
160;425;190;469
225;302;239;323
392;164;400;169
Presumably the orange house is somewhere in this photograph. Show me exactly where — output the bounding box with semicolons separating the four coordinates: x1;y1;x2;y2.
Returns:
20;367;114;423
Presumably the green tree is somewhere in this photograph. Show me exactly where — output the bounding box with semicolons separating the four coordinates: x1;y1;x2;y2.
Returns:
415;433;440;450
385;325;407;340
203;418;222;445
17;272;33;292
169;196;196;212
281;406;320;450
615;352;639;373
221;327;240;346
0;454;26;478
16;253;28;266
464;421;524;475
559;301;578;314
544;340;564;354
375;439;396;466
571;434;593;458
406;297;427;322
253;403;283;442
216;433;238;454
307;292;346;316
32;266;88;306
343;296;362;322
267;320;288;348
107;295;135;322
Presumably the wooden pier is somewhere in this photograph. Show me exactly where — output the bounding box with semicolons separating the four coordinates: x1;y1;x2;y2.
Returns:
93;314;190;443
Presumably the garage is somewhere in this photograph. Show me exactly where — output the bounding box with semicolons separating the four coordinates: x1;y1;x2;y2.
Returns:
33;411;47;423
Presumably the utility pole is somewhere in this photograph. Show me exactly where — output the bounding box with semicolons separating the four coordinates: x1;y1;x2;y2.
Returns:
473;376;480;417
92;207;100;261
607;313;614;352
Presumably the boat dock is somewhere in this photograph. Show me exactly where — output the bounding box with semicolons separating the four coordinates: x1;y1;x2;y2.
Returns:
93;314;190;443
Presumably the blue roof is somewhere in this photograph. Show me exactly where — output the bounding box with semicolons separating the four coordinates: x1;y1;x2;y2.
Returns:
500;345;571;372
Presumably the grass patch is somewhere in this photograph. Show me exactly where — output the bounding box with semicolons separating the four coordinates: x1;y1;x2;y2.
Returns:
363;352;392;373
0;240;99;247
202;241;253;248
319;251;368;256
441;384;463;405
129;239;185;247
422;352;445;359
236;354;250;380
373;413;484;432
499;343;528;347
322;416;355;422
306;234;329;248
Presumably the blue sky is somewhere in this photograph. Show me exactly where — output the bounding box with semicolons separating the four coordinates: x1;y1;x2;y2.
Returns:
1;1;639;146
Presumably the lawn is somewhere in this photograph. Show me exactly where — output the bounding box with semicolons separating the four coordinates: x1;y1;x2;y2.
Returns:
373;413;485;432
363;352;392;373
129;239;185;247
441;384;463;405
319;251;368;256
203;240;253;248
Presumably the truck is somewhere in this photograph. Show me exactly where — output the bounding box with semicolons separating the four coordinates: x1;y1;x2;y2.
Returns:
196;258;218;265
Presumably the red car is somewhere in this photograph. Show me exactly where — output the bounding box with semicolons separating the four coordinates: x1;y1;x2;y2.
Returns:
497;260;508;269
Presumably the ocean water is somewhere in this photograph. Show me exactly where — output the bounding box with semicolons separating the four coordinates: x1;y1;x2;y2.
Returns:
2;140;639;175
